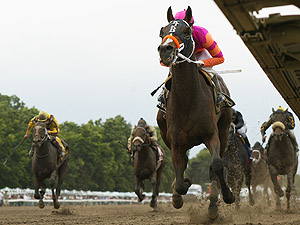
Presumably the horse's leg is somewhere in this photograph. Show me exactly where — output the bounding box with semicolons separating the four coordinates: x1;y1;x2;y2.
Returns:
263;184;271;206
269;166;284;197
171;146;191;209
245;167;254;206
269;166;282;210
54;159;69;209
49;170;59;209
207;135;234;205
34;175;41;199
150;172;158;211
38;181;46;209
286;171;297;211
208;170;219;219
134;177;145;202
156;110;170;148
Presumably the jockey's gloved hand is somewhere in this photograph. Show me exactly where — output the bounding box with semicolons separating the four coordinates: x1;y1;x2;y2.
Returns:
197;61;205;69
24;134;29;139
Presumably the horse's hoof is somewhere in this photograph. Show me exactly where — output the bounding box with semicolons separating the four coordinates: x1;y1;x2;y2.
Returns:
138;194;145;202
38;200;45;209
54;201;60;209
34;194;40;199
172;193;183;209
150;197;157;208
208;198;219;220
275;188;284;197
152;208;158;212
223;188;235;204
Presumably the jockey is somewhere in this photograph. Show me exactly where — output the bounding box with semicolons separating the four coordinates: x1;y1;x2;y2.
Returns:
24;110;67;158
232;108;252;159
127;118;162;160
261;106;298;154
157;9;228;112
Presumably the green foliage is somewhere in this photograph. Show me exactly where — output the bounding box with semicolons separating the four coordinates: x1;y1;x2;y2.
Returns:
185;148;211;188
0;93;175;193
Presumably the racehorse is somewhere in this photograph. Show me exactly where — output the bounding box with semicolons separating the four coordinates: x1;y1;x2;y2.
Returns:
251;141;272;205
157;6;234;219
31;121;69;209
131;126;166;211
267;121;298;211
223;123;254;209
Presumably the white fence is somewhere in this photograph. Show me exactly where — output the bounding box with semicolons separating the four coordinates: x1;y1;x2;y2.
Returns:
0;187;172;207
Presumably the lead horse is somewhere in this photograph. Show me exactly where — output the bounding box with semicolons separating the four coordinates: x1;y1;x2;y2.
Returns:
132;126;166;211
32;121;69;209
157;6;234;219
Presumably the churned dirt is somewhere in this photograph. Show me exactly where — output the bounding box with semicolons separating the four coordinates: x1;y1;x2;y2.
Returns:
1;198;300;225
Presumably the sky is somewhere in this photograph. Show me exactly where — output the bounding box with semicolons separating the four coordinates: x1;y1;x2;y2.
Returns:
0;1;300;161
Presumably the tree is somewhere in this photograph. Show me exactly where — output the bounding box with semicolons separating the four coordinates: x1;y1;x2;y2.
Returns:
185;148;211;188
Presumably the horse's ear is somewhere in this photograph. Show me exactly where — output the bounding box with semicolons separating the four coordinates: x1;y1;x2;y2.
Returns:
272;108;275;113
286;108;289;112
167;6;174;22
184;6;193;25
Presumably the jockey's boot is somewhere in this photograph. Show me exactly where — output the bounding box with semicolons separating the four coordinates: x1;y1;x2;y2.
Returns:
244;136;252;159
212;74;235;108
28;144;35;157
51;139;65;160
212;74;226;107
157;88;167;113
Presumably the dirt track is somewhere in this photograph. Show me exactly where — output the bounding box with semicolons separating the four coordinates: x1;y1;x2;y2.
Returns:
1;199;300;225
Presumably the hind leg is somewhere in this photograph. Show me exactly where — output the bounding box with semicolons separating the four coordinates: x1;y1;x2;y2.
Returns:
245;166;254;206
54;158;69;209
286;170;297;211
207;135;234;205
150;173;158;211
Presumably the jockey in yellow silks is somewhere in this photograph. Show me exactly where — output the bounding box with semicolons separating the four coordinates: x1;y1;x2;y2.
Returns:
24;110;67;158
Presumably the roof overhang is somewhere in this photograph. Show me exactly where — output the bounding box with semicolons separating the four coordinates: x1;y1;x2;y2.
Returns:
214;0;300;119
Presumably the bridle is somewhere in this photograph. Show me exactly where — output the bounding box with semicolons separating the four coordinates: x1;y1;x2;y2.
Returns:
132;127;151;153
33;126;51;158
160;19;203;66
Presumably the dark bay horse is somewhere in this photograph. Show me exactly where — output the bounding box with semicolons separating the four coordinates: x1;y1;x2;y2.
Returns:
223;123;254;209
267;121;298;211
157;6;234;219
32;121;69;209
132;126;166;211
251;141;272;205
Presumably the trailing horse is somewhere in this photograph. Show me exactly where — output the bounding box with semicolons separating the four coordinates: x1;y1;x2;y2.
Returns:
267;121;298;211
132;126;166;212
157;6;234;219
251;141;272;205
223;123;254;209
31;121;69;209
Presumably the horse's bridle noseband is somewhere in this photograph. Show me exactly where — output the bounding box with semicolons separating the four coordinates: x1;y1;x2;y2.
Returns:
132;127;150;153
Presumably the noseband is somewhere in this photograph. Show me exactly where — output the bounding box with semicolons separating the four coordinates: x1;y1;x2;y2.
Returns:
132;127;150;152
252;149;261;164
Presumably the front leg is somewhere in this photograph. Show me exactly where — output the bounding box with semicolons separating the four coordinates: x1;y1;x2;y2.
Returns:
134;177;145;202
269;165;284;197
171;145;191;195
34;175;40;199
